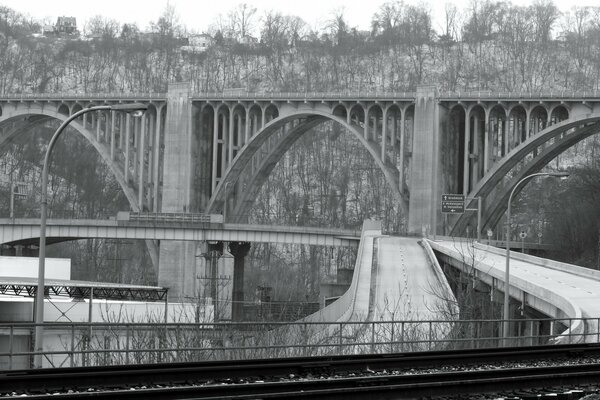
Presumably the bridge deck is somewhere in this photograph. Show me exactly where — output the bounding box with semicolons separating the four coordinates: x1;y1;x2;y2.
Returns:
0;219;359;247
429;239;600;342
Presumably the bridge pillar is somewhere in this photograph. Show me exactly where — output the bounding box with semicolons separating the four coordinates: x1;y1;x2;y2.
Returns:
408;86;442;235
158;82;201;300
228;242;251;321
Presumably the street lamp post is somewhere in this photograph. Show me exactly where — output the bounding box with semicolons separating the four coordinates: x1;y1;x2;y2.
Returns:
502;171;569;345
33;103;147;368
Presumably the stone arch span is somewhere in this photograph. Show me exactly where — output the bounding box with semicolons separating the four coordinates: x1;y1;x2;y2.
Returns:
206;110;407;222
451;113;600;235
0;108;139;210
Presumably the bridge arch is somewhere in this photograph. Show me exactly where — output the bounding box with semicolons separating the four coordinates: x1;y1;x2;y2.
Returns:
451;113;600;235
489;104;507;160
348;103;366;125
332;104;347;120
0;109;139;210
57;104;70;116
550;105;569;124
206;110;406;222
444;104;466;195
529;105;548;137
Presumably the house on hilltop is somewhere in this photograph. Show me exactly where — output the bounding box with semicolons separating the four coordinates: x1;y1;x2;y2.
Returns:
56;17;77;34
43;16;79;36
181;33;214;53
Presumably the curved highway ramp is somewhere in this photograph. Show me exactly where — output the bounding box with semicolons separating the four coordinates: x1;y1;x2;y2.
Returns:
292;220;456;354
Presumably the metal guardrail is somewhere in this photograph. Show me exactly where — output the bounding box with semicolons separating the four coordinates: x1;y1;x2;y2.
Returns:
116;211;224;224
1;316;596;369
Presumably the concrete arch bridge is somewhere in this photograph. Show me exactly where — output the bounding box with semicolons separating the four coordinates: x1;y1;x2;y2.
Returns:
1;86;600;299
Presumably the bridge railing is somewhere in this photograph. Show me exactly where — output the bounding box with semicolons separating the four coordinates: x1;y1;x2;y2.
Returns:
0;93;167;101
116;211;224;224
440;90;600;99
1;316;596;369
2;90;599;102
193;90;417;100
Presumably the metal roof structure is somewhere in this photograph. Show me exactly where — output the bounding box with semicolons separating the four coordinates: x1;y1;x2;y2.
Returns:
0;277;168;302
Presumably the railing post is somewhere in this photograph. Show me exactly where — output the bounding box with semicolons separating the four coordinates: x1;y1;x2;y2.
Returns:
125;324;130;365
303;322;308;357
8;325;13;370
428;321;432;350
70;324;75;368
530;320;534;346
401;322;405;352
371;322;375;353
569;318;573;344
338;322;343;355
390;322;395;353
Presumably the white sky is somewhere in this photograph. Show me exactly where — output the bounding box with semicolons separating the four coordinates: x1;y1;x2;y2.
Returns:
0;0;597;34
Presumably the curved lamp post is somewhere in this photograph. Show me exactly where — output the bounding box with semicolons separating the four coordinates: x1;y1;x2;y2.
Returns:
502;171;569;345
34;103;147;368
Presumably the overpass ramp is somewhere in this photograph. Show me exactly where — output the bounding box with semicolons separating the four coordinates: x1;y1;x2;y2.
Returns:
294;221;455;353
429;240;600;343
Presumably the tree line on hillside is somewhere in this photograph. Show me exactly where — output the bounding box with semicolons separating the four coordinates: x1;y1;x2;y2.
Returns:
0;1;599;93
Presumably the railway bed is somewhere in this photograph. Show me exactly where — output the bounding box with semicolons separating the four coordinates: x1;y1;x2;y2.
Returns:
5;344;600;399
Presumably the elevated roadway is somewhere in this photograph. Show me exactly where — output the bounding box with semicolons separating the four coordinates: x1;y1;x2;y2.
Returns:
429;239;600;343
0;218;359;248
302;221;456;349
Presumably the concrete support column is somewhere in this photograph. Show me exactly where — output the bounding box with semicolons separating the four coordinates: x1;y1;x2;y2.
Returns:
146;114;154;208
96;113;101;142
119;113;124;150
483;110;490;172
158;83;199;300
138;115;146;210
364;107;369;140
462;110;470;195
228;242;251;321
110;111;116;161
133;118;140;178
124;114;131;183
399;110;406;191
381;110;387;160
408;86;440;235
221;113;228;181
525;108;531;139
211;108;219;193
261;107;266;130
153;107;163;212
244;107;250;144
504;112;509;156
237;113;243;150
471;114;479;187
391;112;397;149
228;109;234;164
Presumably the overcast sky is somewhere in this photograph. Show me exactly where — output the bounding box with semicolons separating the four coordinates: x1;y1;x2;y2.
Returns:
0;0;596;34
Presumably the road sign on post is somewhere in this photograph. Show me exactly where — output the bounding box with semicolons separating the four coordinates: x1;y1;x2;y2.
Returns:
441;194;465;214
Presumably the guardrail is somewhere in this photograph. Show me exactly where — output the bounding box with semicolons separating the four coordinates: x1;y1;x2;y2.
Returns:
116;211;224;224
1;316;596;369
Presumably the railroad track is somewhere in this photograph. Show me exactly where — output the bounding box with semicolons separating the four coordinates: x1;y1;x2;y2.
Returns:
5;344;600;399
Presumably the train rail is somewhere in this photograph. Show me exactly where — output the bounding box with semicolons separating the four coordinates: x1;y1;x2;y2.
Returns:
5;344;600;399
